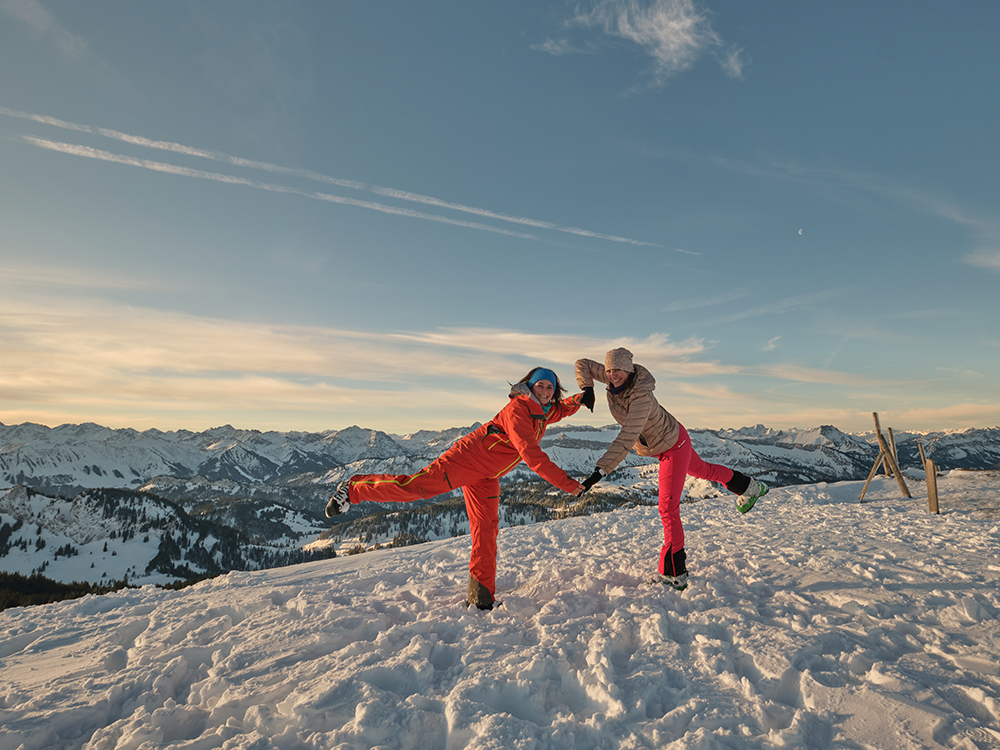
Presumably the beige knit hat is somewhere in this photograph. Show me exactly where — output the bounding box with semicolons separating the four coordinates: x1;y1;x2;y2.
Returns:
604;347;635;372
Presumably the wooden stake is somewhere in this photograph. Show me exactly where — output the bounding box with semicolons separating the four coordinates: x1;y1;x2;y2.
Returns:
927;459;940;514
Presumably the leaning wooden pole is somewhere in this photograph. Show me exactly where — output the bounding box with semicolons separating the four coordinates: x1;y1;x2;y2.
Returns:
872;413;911;498
858;450;884;501
888;427;900;467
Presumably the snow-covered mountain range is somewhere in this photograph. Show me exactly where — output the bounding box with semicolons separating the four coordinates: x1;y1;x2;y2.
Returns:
3;420;998;586
2;420;998;502
0;422;411;495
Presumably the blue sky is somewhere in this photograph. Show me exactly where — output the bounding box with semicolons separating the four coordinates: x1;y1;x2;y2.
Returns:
1;0;998;435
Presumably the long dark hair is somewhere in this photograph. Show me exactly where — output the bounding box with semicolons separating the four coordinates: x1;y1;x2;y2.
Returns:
516;367;567;402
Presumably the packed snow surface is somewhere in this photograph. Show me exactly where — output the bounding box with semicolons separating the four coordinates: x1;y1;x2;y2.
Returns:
2;472;999;750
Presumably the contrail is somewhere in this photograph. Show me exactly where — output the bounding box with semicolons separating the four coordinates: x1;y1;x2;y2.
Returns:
2;106;660;247
23;137;540;240
367;186;659;246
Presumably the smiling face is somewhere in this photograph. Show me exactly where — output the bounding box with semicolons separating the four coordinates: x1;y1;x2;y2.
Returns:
531;379;555;404
607;368;630;388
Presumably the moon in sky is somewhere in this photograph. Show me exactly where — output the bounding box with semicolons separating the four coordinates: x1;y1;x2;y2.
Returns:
798;228;803;235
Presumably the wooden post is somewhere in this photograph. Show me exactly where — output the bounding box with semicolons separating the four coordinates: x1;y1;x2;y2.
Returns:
926;459;940;514
871;413;911;498
918;443;940;514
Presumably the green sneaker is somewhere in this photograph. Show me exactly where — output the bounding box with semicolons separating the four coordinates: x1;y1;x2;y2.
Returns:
736;479;768;514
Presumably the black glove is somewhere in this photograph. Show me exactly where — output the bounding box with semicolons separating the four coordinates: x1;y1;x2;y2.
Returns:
580;468;604;492
580;386;595;412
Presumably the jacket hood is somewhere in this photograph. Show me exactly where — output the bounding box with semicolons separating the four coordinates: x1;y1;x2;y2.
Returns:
508;381;531;399
624;364;656;394
509;381;551;409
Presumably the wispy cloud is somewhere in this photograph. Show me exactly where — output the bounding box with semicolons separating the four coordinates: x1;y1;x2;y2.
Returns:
538;0;745;87
390;329;730;376
2;107;659;248
0;292;742;430
964;249;1000;274
660;289;747;313
0;298;538;430
936;366;983;379
0;263;156;290
717;46;746;79
0;288;987;432
1;0;90;60
530;38;600;57
762;336;781;352
896;402;1000;427
756;364;890;388
652;148;1000;274
1;0;122;86
696;287;858;327
888;308;961;320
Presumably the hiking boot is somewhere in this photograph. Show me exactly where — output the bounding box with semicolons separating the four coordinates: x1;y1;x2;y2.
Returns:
659;572;689;591
657;547;688;590
736;478;768;514
324;481;352;518
467;575;495;610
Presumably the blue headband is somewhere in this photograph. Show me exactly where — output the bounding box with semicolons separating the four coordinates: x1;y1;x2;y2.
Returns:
528;368;558;389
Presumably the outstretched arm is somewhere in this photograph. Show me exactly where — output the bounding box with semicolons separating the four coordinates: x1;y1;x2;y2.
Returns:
501;401;582;494
596;391;653;476
575;358;609;389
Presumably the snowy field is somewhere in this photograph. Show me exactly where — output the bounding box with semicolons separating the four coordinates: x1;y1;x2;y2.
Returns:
2;471;999;750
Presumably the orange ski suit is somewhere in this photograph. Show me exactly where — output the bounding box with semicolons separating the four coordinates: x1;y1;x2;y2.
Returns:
346;390;583;597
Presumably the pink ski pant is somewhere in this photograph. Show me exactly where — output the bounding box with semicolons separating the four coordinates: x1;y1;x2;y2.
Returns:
656;424;734;574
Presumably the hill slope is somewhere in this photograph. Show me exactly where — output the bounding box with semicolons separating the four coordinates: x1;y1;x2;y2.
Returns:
1;471;998;749
0;485;333;586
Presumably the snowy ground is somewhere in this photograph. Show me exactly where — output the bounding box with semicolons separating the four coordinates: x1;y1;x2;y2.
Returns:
2;471;999;750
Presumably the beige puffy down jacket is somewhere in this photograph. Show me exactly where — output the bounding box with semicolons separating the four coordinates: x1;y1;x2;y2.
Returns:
575;359;680;475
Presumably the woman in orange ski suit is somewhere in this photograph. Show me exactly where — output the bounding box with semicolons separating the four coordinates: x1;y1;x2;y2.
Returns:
328;367;585;610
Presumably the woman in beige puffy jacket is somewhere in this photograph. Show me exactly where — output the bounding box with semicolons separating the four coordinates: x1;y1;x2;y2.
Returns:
576;348;768;590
